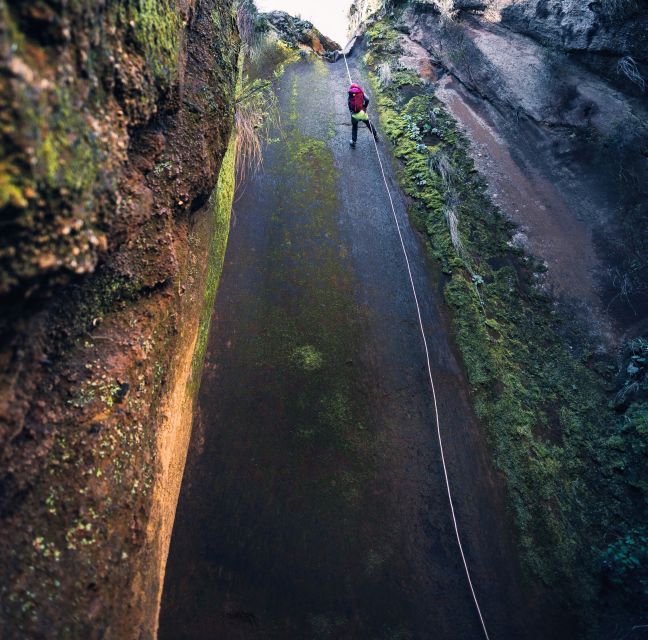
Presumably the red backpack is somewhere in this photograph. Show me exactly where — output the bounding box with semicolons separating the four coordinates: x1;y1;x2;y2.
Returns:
349;84;365;113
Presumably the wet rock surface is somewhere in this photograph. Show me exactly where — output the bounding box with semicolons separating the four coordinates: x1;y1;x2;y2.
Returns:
159;54;571;640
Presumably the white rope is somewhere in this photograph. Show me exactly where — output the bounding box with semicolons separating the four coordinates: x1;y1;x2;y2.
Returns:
343;47;353;84
342;49;491;640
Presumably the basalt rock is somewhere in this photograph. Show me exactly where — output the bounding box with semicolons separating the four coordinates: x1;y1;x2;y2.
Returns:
392;1;648;325
499;0;648;91
349;0;389;35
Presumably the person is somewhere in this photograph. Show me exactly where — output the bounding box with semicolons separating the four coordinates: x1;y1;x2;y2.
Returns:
348;83;378;147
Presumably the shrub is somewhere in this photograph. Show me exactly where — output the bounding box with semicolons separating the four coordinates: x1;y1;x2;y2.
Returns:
601;528;648;597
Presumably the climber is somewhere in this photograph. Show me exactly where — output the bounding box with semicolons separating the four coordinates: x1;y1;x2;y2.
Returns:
348;83;378;147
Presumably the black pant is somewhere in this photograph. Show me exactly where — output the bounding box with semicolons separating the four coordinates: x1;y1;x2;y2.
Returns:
351;116;376;142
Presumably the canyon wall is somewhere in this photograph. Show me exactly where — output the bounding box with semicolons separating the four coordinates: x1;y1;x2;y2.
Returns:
350;0;648;92
354;1;647;634
350;0;648;334
0;1;238;637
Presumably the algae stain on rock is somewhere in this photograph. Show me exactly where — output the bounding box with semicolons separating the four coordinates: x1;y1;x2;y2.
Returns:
292;344;325;371
149;133;236;637
242;115;376;504
189;134;237;392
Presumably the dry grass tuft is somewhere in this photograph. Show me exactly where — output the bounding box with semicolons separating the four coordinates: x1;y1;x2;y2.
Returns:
377;62;392;87
234;79;280;182
428;151;468;260
443;188;467;261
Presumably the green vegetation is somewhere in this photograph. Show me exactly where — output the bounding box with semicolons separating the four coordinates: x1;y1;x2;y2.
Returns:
364;17;648;629
602;527;648;597
0;3;29;212
292;344;325;371
189;134;236;391
0;0;201;296
37;89;100;195
0;7;108;295
125;0;181;84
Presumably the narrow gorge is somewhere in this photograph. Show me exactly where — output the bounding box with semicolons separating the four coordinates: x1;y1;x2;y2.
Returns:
0;1;646;639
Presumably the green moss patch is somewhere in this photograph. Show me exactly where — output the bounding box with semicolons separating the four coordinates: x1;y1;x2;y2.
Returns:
189;134;236;392
126;0;182;85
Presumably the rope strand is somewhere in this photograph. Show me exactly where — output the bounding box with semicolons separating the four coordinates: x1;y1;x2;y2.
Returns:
342;48;491;640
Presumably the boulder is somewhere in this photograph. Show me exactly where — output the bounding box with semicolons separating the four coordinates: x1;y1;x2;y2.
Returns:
263;10;341;54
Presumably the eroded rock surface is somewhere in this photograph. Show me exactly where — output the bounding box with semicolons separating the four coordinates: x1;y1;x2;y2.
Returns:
0;1;238;637
499;0;648;87
352;0;648;91
397;3;647;335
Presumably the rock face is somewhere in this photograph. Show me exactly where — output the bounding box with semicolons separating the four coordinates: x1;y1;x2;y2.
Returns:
499;0;648;88
0;0;238;637
399;4;646;134
349;0;388;34
349;0;648;331
263;10;341;54
352;0;648;92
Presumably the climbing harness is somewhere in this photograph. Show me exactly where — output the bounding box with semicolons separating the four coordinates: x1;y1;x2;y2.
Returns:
341;46;492;640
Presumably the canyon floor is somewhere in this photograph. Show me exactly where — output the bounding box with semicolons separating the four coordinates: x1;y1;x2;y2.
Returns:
159;54;575;640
